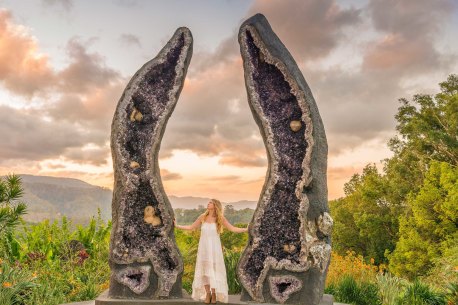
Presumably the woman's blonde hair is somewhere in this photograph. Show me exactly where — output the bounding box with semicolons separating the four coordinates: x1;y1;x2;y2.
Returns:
203;198;224;234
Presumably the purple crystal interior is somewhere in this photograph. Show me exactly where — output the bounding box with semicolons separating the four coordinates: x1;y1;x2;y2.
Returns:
243;30;307;287
113;33;185;270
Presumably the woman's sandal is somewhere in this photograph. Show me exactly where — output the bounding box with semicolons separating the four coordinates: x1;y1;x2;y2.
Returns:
211;291;217;304
205;292;211;304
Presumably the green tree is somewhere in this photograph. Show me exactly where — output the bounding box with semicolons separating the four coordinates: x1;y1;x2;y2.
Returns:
384;74;458;206
391;74;458;165
330;164;399;264
331;74;458;271
388;161;458;279
0;174;27;260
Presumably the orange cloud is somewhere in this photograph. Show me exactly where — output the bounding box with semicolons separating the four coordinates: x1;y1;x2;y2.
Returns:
160;169;183;181
327;166;361;199
0;13;125;168
363;0;454;75
0;10;55;96
363;34;439;73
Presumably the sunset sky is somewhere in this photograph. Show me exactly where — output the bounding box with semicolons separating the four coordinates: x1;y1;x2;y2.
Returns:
0;0;457;203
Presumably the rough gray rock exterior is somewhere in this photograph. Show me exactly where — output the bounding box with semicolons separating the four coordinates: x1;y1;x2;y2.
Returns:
237;14;332;305
109;27;193;299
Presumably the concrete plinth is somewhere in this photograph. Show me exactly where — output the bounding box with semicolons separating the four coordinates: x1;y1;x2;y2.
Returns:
89;291;336;305
62;292;352;305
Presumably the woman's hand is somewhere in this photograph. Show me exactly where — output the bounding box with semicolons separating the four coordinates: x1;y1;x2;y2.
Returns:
238;226;248;233
222;216;249;233
174;215;204;231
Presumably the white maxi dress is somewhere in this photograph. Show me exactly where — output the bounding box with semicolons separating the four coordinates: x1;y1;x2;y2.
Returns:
192;222;229;303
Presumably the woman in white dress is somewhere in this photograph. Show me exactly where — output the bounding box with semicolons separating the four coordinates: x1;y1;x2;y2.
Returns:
174;199;248;304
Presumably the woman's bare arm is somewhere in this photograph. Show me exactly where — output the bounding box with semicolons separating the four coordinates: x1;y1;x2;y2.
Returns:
222;216;248;233
174;214;204;231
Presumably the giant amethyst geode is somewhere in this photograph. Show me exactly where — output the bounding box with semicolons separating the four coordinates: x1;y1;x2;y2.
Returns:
237;14;333;305
108;27;193;299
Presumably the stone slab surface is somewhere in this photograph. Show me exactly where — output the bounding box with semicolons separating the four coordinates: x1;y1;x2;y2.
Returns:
62;294;347;305
89;292;337;305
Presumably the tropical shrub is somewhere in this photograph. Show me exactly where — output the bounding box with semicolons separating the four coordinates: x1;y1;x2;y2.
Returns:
0;174;27;261
397;279;446;305
375;273;406;305
445;282;458;305
223;248;241;294
0;259;36;305
332;274;381;305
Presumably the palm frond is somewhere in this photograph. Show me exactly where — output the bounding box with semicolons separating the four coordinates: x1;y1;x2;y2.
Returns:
5;174;24;203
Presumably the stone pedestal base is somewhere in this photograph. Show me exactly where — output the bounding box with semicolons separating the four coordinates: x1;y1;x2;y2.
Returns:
94;291;335;305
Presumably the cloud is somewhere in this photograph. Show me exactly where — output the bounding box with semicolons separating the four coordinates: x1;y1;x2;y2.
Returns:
298;0;458;156
57;38;121;94
160;169;183;181
368;0;454;36
41;0;74;11
0;2;365;172
327;165;363;199
1;0;457;202
45;38;126;146
363;34;441;73
247;0;362;62
0;105;87;161
160;57;268;167
49;81;125;131
63;144;110;166
0;12;125;167
0;10;55;97
363;0;455;75
204;175;241;182
113;0;140;8
304;66;401;155
160;0;364;168
119;34;142;48
160;0;372;167
43;163;66;170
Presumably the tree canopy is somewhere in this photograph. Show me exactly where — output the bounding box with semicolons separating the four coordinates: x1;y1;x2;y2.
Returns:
330;74;458;279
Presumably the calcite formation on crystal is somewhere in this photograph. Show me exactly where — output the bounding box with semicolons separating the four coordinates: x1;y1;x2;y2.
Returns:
108;27;193;299
237;14;333;305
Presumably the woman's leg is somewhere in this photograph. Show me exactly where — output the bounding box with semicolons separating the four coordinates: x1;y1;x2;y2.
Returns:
211;288;216;303
204;284;211;303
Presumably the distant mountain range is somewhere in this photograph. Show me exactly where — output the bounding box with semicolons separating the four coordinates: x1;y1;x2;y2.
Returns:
15;175;256;223
19;174;112;223
169;196;257;210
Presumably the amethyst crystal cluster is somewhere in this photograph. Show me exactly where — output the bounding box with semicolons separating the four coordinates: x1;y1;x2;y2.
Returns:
237;14;333;305
108;27;192;299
